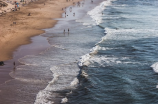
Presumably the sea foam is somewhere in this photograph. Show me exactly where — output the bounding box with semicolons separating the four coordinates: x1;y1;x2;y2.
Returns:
61;97;68;103
88;0;116;25
79;0;116;67
34;0;116;103
151;62;158;73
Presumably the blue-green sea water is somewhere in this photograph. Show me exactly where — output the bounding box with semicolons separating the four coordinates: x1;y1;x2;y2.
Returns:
67;0;158;103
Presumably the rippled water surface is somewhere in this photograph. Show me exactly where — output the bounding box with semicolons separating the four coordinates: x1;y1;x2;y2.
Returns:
67;0;158;104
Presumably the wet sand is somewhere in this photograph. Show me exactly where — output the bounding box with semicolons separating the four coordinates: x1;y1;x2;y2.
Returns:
0;35;50;85
0;0;81;61
0;0;82;86
0;0;105;103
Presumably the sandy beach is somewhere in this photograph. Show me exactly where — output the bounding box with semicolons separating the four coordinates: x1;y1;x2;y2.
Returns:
0;0;82;91
0;0;81;61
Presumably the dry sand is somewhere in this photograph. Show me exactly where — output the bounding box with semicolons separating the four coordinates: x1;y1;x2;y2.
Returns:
0;0;81;61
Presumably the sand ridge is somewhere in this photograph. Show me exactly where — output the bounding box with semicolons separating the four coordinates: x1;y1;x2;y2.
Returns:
0;0;82;61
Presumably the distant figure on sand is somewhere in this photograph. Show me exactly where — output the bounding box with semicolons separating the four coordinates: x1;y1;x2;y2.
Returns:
13;22;16;25
77;1;80;7
68;28;69;33
91;0;93;3
13;62;15;66
73;13;75;16
73;2;75;6
28;13;31;16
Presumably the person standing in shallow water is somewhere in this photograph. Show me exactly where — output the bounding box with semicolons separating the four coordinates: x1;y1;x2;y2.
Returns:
69;7;72;12
68;28;70;35
13;62;15;66
64;29;65;33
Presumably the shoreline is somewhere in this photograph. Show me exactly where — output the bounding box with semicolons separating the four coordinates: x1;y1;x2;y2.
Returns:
0;0;107;103
0;0;82;85
0;35;50;85
0;0;81;61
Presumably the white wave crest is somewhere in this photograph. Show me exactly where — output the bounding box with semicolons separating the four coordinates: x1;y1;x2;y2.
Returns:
88;0;116;25
61;97;68;103
34;90;54;104
70;78;79;86
151;62;158;73
78;54;91;67
81;70;88;78
34;66;59;104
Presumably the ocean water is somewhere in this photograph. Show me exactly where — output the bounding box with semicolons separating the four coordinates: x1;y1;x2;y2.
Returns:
67;0;158;104
0;0;158;104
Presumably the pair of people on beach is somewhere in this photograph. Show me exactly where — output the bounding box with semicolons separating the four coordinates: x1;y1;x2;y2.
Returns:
64;29;69;33
66;0;73;2
0;61;15;66
64;11;75;17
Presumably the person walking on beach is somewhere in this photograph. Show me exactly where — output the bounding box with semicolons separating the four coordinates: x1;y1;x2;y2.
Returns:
64;29;66;35
13;62;15;67
82;2;84;7
15;5;17;8
73;13;75;16
68;28;69;34
69;7;72;12
28;13;31;16
73;2;75;6
65;12;66;17
77;1;80;7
